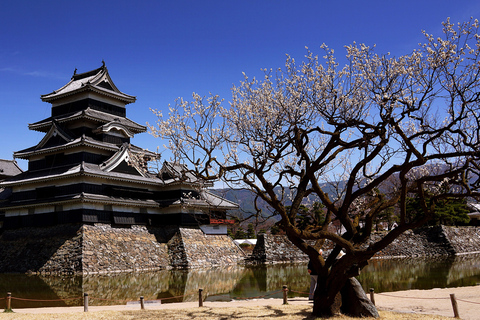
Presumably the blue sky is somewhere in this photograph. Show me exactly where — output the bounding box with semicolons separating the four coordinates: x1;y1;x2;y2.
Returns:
1;1;479;170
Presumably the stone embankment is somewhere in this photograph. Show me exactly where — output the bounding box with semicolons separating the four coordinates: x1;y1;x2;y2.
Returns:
248;234;309;264
441;226;480;254
169;228;246;268
249;226;480;263
0;224;82;274
371;225;480;258
0;224;245;274
0;224;478;274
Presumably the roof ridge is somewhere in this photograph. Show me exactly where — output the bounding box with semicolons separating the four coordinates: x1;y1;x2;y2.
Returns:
71;62;105;81
41;64;136;104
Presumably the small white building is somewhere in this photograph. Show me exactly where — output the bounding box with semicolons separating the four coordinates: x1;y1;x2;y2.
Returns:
467;203;480;226
234;239;257;246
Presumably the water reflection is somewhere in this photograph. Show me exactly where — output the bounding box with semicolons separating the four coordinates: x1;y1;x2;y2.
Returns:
357;254;480;292
82;266;248;305
220;264;311;301
0;254;479;309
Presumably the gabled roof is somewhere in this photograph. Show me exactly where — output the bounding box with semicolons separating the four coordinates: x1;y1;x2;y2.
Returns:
41;62;136;104
159;161;202;183
100;143;149;177
29;108;146;133
0;159;23;179
93;121;135;138
35;121;74;150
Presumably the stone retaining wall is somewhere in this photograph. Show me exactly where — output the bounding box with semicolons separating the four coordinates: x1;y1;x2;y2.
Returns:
371;226;454;257
439;226;480;254
0;224;82;274
0;224;245;274
82;224;177;274
249;234;309;264
172;228;246;269
1;224;478;274
371;226;480;257
249;226;480;263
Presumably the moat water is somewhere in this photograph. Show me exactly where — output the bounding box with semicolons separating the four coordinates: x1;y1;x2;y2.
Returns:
1;254;479;308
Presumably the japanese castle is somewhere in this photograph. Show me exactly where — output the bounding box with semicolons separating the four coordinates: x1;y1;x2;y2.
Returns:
0;63;237;234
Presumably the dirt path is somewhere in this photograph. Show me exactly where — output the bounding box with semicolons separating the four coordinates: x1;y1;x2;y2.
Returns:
373;285;480;320
6;285;480;319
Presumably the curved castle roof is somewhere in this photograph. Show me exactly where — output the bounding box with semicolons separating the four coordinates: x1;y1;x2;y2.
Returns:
28;107;147;133
41;62;136;104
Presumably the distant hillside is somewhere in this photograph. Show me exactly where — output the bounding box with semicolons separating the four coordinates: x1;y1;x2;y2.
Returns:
212;182;339;221
212;188;275;220
212;165;479;223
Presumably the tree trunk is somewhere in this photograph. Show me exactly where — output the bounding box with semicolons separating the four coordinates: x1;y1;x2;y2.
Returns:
312;288;342;317
312;277;379;318
341;278;379;318
312;275;343;317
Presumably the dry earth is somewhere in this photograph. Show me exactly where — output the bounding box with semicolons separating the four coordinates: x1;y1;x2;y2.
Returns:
0;285;478;319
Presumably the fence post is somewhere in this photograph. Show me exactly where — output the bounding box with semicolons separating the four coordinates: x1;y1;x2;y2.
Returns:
83;293;89;312
199;288;203;307
282;285;288;305
369;288;375;306
6;292;11;311
450;293;460;318
140;296;145;310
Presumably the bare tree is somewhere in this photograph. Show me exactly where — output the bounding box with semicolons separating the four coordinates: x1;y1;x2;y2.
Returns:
149;19;480;317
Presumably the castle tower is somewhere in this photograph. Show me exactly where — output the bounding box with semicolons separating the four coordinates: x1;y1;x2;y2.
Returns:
0;64;237;232
0;64;244;274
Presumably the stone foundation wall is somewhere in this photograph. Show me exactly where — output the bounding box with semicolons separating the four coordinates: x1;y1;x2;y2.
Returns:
371;226;480;257
0;224;245;274
1;224;478;274
0;224;82;274
439;226;480;254
249;234;309;264
82;224;178;274
37;228;83;274
371;226;454;257
171;228;246;268
249;226;480;263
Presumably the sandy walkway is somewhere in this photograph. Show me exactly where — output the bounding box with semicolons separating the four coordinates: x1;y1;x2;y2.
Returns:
373;285;480;320
7;285;480;319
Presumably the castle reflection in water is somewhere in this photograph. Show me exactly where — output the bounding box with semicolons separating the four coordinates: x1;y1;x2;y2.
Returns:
1;254;479;309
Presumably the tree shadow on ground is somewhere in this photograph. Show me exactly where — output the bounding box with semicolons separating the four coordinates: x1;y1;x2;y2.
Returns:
121;305;317;320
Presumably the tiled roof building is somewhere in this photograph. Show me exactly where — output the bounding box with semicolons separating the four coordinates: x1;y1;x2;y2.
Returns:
0;160;22;181
0;64;237;232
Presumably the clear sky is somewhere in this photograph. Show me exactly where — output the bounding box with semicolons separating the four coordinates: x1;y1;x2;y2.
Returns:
1;0;479;170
